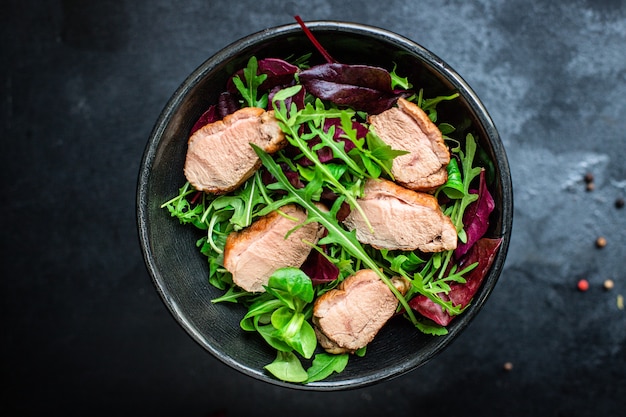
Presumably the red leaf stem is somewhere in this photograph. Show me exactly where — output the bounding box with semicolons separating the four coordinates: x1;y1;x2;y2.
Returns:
294;15;337;64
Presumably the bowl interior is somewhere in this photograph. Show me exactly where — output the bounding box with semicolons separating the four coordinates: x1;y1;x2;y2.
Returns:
137;21;513;390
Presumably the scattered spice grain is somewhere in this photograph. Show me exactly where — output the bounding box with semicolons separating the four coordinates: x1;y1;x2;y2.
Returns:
577;279;589;292
603;279;614;290
595;236;607;248
616;197;625;209
503;362;513;371
584;172;594;183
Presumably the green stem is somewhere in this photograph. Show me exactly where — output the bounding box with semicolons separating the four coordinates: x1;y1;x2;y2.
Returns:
160;181;194;208
254;170;274;205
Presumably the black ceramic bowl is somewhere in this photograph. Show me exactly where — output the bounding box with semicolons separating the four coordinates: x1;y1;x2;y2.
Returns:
137;21;513;390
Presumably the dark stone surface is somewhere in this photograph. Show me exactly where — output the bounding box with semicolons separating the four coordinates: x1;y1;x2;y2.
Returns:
2;1;624;416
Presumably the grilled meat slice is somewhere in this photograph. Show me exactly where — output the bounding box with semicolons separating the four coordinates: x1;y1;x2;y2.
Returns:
313;269;410;354
184;107;286;194
343;178;457;252
223;204;322;293
369;97;450;192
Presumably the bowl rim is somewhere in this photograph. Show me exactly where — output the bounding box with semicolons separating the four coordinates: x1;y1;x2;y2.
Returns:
137;20;513;391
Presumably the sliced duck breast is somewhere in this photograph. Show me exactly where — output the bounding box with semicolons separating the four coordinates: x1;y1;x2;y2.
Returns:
313;269;410;354
342;178;457;252
184;107;286;194
369;97;450;192
223;204;322;293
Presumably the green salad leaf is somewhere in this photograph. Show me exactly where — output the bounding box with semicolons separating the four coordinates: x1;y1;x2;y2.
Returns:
241;268;317;363
305;353;349;383
232;56;269;108
265;351;309;383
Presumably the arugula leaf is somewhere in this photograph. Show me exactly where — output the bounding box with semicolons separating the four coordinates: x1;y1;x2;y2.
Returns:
390;63;412;90
333;111;408;180
271;84;304;104
420;92;460;112
438;122;456;135
232;56;269;108
210;285;247;303
161;182;207;229
378;249;425;275
271;93;374;232
449;134;482;235
227;175;265;229
311;123;366;176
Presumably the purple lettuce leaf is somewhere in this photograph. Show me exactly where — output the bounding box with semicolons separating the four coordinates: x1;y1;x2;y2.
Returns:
298;63;401;114
190;105;218;134
261;163;304;190
257;58;300;89
300;63;393;92
190;92;240;135
409;237;502;326
300;246;340;286
448;237;502;306
217;91;240;118
455;169;495;259
408;291;452;327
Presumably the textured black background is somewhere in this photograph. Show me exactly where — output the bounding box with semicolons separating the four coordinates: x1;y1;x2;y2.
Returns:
2;1;625;416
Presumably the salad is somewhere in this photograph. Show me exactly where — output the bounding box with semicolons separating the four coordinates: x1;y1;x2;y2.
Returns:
162;18;502;383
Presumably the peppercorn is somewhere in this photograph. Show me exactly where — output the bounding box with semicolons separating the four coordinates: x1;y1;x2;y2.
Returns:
503;362;513;371
577;279;589;292
596;236;607;248
584;172;594;183
603;279;614;290
586;182;595;192
616;198;625;209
